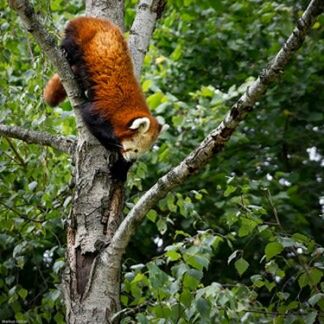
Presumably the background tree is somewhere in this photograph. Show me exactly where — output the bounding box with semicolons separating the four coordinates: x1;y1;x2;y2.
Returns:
0;0;323;323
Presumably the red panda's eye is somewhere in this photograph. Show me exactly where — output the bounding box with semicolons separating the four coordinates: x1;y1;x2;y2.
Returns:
134;149;138;153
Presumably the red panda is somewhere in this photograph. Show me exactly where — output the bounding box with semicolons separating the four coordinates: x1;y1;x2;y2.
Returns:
43;17;165;180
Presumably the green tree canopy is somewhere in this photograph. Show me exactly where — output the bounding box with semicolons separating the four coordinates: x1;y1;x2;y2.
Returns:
0;0;323;322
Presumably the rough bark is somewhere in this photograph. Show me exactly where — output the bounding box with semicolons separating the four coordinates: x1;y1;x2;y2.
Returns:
64;2;127;323
128;0;166;77
85;0;124;30
0;124;76;154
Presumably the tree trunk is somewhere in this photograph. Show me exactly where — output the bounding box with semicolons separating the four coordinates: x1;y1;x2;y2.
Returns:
63;2;125;323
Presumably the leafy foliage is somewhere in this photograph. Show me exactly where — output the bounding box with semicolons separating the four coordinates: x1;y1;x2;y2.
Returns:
0;0;323;322
121;230;324;323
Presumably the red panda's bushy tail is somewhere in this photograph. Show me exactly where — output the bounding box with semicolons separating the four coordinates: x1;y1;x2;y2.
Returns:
43;73;67;107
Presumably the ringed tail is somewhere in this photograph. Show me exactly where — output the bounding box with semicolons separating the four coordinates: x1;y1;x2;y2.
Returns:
43;73;67;107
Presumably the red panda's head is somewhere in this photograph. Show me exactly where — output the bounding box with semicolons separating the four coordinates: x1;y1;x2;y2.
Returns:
121;116;167;161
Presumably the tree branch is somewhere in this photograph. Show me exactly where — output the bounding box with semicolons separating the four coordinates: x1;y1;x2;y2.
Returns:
128;0;167;77
8;0;85;112
110;0;324;252
0;124;76;154
85;0;124;28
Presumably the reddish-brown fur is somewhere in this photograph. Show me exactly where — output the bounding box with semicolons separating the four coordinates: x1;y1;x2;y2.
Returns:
43;17;160;142
43;73;67;107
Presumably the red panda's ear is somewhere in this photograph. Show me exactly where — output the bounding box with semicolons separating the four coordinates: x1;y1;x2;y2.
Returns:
129;117;150;133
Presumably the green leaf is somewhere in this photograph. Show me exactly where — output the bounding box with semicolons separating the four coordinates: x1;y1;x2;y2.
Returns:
183;273;200;290
179;289;192;307
53;260;65;274
147;92;164;109
13;242;27;257
166;250;181;261
303;312;317;324
287;300;299;310
298;273;308;288
308;293;324;306
48;289;61;302
172;115;184;127
264;280;275;292
196;298;210;318
18;288;28;300
156;218;167;235
136;313;149;324
147;263;169;289
184;255;209;270
16;256;25;269
298;269;323;289
132;273;146;284
234;258;249;276
120;294;128;306
171;44;183;61
166;193;177;213
15;313;27;321
308;112;323;121
265;242;284;260
54;313;65;324
250;274;264;288
239;218;258;237
151;304;172;318
142;79;152;92
200;86;215;97
309;268;323;286
146;210;158;223
224;185;237;197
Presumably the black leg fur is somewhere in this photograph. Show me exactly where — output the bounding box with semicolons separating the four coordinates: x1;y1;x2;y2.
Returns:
80;103;120;152
81;103;132;181
111;156;133;182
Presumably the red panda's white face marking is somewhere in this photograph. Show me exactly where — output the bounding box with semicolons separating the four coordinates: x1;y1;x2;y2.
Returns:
121;117;162;161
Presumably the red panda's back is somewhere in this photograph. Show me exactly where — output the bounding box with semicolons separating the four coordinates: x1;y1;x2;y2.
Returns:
67;17;148;121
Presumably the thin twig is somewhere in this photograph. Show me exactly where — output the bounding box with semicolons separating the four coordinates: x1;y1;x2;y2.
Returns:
0;201;45;223
5;137;27;167
264;189;282;229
